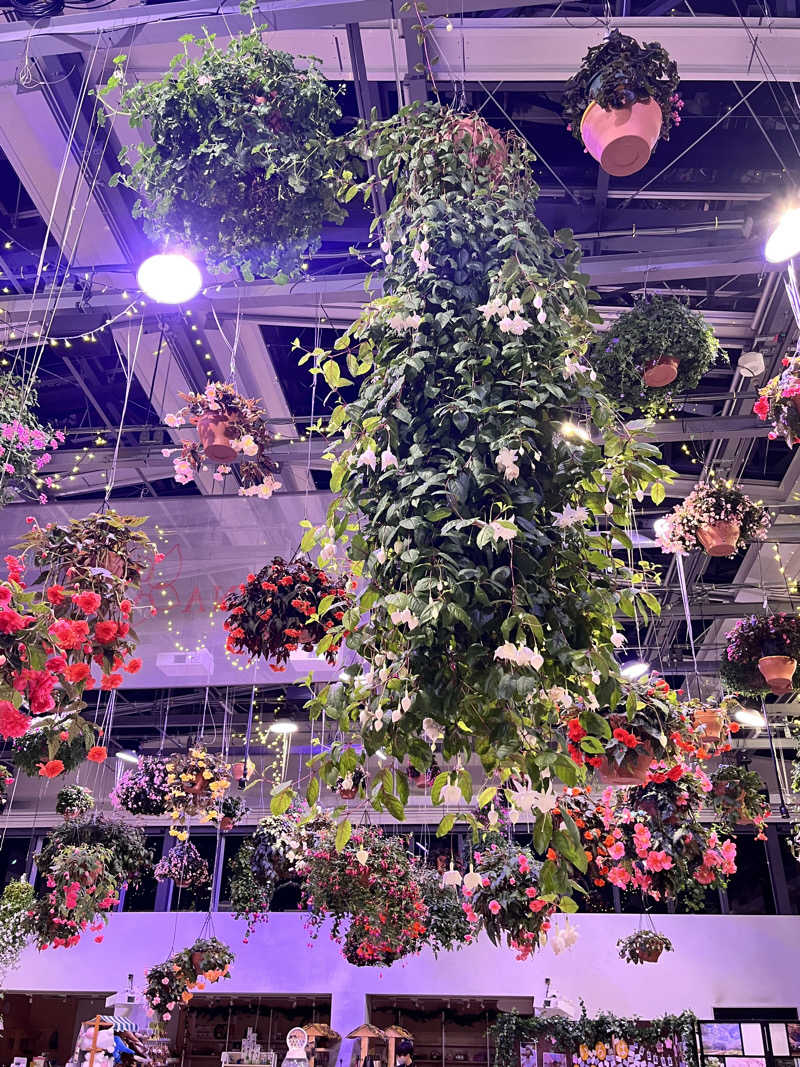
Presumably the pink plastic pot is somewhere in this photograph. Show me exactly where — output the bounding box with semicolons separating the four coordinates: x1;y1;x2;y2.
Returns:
580;97;663;177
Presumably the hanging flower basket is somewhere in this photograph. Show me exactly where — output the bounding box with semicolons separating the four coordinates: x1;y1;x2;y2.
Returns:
721;614;800;697
154;840;210;889
562;30;681;177
656;481;769;557
111;755;171;817
334;767;366;800
0;373;63;506
144;937;233;1020
710;765;769;837
447;114;508;179
220;556;353;666
55;785;95;820
754;353;800;446
219;794;248;831
164;383;280;497
593;297;723;417
616;929;673;965
691;707;725;743
166;746;232;822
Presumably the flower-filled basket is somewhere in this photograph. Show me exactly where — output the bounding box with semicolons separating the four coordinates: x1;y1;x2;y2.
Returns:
55;784;95;819
656;481;770;558
754;352;800;446
721;613;800;696
144;937;233;1020
221;557;352;668
154;840;210;888
164;383;280;498
710;764;769;838
0;373;63;504
111;754;171;816
562;29;681;176
166;746;231;826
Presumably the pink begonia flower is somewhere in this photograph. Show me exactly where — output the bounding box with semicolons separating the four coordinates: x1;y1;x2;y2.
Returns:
608;842;626;861
488;900;501;915
607;866;630;889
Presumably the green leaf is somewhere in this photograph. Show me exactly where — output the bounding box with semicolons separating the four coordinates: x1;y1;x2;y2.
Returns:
477;786;497;808
436;813;456;837
306;777;320;807
650;482;666;505
335;818;352;851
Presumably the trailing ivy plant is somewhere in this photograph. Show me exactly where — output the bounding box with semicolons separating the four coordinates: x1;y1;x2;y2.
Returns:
592;297;723;417
283;102;672;913
101;2;347;281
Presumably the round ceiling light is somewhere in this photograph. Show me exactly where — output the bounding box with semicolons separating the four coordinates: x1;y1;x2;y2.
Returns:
137;253;202;304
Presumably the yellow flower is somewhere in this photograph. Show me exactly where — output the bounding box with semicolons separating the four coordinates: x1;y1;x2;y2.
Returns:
202;770;213;779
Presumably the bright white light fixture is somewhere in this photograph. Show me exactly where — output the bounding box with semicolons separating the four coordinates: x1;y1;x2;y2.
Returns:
115;750;139;764
268;720;298;735
765;207;800;263
733;706;767;729
137;253;202;304
620;660;650;680
560;420;591;442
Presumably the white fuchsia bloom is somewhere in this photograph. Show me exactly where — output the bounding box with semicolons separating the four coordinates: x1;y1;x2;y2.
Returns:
495;447;520;481
488;518;518;542
381;449;398;470
551;504;590;528
494;642;544;670
390;607;419;630
356;448;377;471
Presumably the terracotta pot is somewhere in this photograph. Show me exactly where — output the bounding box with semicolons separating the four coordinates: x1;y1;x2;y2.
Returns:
298;627;312;645
338;787;358;801
197;412;237;462
450;115;508;179
697;519;741;557
693;708;725;742
232;762;245;781
185;772;208;797
174;877;194;890
580;96;663;176
598;743;652;786
90;550;125;578
190;950;203;970
643;354;680;388
220;816;234;832
757;654;796;694
637;945;663;963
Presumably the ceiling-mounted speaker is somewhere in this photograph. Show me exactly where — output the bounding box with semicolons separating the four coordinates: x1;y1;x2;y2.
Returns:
738;350;765;378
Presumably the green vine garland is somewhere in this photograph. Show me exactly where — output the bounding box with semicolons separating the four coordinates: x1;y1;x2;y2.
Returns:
494;1008;699;1067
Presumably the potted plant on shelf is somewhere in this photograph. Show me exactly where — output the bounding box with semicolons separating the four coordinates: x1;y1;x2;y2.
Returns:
163;383;281;498
220;556;352;667
154;840;210;888
656;481;771;558
103;13;346;281
111;754;171;816
721;613;800;696
754;352;800;446
55;784;95;819
710;764;769;838
462;838;555;961
617;928;673;964
562;29;681;176
592;297;722;413
0;374;63;505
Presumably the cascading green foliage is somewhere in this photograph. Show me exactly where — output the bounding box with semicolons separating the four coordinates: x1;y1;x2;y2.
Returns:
290;102;670;905
102;8;346;281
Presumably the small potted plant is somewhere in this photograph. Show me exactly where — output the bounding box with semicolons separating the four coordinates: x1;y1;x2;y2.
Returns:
219;794;248;831
111;754;171;816
562;29;681;176
711;764;769;837
0;374;63;505
754;352;800;446
104;19;346;281
657;481;771;558
617;928;673;964
334;767;366;800
154;840;210;888
163;383;281;498
593;297;722;410
220;557;352;667
55;784;95;819
721;613;800;696
680;698;736;750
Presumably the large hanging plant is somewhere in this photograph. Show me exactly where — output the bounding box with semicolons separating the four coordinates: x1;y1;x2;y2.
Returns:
154;840;210;888
36;812;153;890
163;383;280;498
461;836;555;961
12;712;97;778
295;102;671;913
562;29;681;152
592;297;723;416
0;879;35;978
221;557;353;668
31;843;120;949
103;8;346;281
754;351;800;446
302;823;427;967
721;613;800;697
657;481;770;557
166;746;232;836
0;374;63;504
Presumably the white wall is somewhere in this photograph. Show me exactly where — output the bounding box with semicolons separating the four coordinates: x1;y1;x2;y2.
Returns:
8;912;800;1054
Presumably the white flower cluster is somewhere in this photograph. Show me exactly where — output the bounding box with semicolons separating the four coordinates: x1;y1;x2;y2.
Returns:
388;313;423;331
494;641;544;669
478;293;547;330
495;447;520;482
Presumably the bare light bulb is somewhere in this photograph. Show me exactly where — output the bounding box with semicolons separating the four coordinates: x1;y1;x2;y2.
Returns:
137;253;202;304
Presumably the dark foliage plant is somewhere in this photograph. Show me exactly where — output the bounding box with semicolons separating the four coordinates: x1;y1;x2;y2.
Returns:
561;30;681;145
103;12;346;281
36;811;153;888
592;297;723;416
